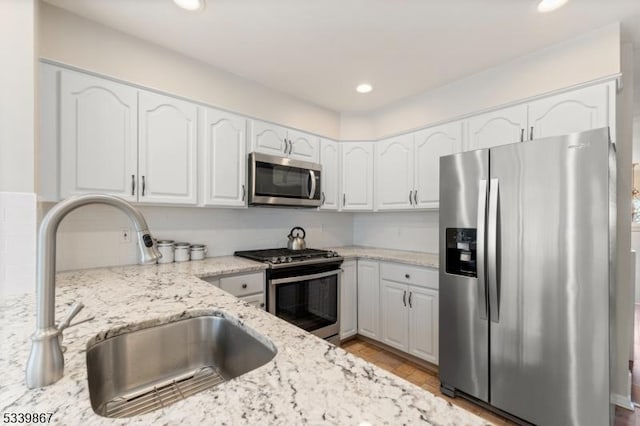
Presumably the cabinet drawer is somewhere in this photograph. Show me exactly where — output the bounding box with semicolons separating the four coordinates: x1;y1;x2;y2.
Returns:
380;262;438;290
239;293;266;310
219;272;264;297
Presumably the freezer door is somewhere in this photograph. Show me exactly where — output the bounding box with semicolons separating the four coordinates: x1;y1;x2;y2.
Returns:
488;128;610;425
439;149;489;402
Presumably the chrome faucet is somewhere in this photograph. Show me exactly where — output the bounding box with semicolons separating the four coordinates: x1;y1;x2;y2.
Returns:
26;194;161;389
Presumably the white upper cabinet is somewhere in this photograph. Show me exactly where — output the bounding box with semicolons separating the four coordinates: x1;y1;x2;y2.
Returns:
59;69;138;201
288;129;319;162
250;120;318;161
341;142;374;211
414;122;462;209
528;82;614;140
319;139;340;210
466;104;528;150
250;120;288;156
202;108;247;207
376;135;414;210
138;90;198;205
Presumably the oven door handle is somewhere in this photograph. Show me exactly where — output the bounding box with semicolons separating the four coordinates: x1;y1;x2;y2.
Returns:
270;269;340;286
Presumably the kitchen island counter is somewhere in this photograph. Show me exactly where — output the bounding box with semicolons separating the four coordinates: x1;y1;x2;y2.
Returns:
0;256;486;425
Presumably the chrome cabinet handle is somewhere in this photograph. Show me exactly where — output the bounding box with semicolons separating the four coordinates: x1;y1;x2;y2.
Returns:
529;126;534;141
283;139;288;153
409;191;413;205
321;191;326;205
131;174;135;196
520;128;525;142
402;290;407;307
242;184;246;201
408;292;413;308
142;176;146;196
476;179;489;320
288;140;293;155
413;190;418;205
343;193;346;206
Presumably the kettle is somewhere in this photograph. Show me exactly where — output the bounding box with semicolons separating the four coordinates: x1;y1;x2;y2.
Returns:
287;226;307;250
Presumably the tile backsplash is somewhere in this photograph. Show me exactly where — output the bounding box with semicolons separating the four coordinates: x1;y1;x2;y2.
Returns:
0;192;37;296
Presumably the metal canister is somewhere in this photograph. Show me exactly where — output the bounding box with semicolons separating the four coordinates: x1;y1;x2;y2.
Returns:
156;240;175;264
174;242;191;262
190;244;208;261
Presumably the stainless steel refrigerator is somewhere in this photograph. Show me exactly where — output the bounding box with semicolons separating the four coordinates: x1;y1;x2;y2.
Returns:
438;127;613;425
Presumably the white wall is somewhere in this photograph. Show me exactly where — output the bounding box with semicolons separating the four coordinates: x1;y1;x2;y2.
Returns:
0;0;38;296
38;2;341;139
353;212;439;253
340;23;621;140
45;204;353;271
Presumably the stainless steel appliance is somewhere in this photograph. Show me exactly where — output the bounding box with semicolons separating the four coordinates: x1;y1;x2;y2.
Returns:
248;152;321;207
439;127;613;426
234;248;343;344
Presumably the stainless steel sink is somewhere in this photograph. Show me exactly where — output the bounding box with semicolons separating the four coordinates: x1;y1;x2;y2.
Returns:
86;314;276;418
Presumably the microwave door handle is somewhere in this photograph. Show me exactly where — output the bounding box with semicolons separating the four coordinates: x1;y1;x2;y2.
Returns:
309;170;317;199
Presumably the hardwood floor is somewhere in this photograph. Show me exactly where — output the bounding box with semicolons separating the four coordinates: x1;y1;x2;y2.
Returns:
340;338;515;425
341;337;640;425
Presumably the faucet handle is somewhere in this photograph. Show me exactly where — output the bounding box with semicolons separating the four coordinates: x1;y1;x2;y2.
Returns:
57;302;85;332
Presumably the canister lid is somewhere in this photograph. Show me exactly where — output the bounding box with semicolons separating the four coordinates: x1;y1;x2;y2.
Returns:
174;242;190;248
156;240;175;246
190;244;206;251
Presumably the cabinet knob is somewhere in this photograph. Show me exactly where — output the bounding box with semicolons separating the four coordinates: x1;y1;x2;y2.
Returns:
260;303;265;308
405;274;410;279
242;283;247;289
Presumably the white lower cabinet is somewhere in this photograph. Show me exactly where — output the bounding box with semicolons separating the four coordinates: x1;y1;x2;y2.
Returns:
205;272;266;310
357;260;380;339
372;262;439;364
407;286;438;364
340;260;357;339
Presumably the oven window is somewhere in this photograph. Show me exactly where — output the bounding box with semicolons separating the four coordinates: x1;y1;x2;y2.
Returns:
274;274;337;333
255;162;313;199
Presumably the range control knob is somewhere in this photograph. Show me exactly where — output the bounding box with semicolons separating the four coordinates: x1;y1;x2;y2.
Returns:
286;257;293;263
279;256;288;263
270;257;280;264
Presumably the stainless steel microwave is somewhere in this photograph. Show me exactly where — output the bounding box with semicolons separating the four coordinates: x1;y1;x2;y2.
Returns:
248;152;322;207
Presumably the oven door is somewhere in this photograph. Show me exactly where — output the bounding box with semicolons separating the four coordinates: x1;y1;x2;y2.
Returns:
269;269;340;340
249;152;321;207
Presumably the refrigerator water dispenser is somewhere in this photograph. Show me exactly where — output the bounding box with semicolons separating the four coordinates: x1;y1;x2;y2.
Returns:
445;228;477;277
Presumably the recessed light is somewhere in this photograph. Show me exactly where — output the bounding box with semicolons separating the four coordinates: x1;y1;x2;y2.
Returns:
173;0;205;11
356;83;373;94
537;0;568;13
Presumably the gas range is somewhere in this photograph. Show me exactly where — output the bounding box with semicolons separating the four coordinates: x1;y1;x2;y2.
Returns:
234;248;342;269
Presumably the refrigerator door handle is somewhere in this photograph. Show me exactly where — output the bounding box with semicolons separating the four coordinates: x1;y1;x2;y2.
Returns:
488;178;500;323
476;180;488;320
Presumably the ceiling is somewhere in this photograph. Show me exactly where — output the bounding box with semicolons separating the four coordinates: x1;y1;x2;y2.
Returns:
44;0;640;113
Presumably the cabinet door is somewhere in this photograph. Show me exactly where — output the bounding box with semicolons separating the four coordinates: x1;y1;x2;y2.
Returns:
528;83;612;140
341;142;374;211
376;135;414;211
59;69;137;201
466;104;528;151
319;139;340;210
138;91;198;204
380;279;409;352
202;108;247;207
250;120;288;156
408;286;439;364
414;122;462;209
340;260;358;339
357;260;380;340
288;129;318;162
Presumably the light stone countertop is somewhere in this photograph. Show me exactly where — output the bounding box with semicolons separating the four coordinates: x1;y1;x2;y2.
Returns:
330;246;439;268
0;255;487;425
